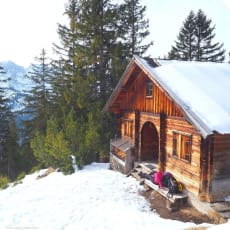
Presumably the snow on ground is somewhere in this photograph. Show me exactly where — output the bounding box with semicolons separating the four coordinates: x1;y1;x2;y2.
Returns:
0;163;229;230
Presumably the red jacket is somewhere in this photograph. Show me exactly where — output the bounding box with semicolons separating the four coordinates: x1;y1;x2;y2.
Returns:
154;171;163;188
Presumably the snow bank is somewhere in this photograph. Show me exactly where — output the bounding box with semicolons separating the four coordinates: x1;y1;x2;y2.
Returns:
0;163;227;229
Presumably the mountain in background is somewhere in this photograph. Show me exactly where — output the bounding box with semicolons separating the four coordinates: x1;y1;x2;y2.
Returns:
0;60;33;112
0;60;34;144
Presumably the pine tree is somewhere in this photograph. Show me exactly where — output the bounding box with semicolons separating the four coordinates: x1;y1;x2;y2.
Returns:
120;0;153;58
168;9;225;62
194;9;225;62
31;116;74;174
54;0;152;104
52;0;120;166
50;0;152;168
0;66;19;179
23;48;53;136
72;0;121;105
168;11;196;60
105;0;152;97
20;49;53;173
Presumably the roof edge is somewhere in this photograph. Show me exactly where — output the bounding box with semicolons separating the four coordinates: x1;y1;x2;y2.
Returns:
134;56;213;138
102;57;136;113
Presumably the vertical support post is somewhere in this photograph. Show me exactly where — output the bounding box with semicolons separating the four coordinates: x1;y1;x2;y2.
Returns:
135;110;140;161
159;113;166;170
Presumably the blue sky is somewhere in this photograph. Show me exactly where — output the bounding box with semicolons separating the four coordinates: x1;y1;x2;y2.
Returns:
0;0;229;67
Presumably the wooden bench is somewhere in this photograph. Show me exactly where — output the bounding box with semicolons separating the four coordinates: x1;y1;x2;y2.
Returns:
130;163;188;211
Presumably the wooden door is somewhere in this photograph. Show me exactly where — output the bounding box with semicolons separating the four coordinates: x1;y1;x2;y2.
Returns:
141;122;159;162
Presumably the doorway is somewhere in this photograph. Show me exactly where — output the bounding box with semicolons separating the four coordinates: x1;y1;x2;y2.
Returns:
140;122;159;162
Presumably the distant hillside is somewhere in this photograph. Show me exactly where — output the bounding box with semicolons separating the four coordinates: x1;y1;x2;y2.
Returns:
0;60;33;111
1;60;26;78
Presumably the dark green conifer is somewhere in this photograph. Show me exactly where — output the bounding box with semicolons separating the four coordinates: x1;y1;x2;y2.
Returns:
168;11;196;60
194;9;225;62
0;66;19;179
24;48;52;135
120;0;153;58
49;0;152;168
168;9;225;62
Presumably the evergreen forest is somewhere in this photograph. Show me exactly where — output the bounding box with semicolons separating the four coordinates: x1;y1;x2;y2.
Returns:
0;1;229;186
0;0;152;182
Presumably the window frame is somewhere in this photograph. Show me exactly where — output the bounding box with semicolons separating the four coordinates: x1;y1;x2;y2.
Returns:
172;131;192;162
146;81;153;97
122;119;133;138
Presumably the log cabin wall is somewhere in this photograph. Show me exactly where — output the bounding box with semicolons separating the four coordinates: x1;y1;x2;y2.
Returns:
165;117;202;196
120;111;136;146
209;134;230;201
136;113;203;197
119;111;139;162
117;68;184;117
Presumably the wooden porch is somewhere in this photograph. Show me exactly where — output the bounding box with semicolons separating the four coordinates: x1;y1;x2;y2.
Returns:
129;162;188;211
109;137;135;174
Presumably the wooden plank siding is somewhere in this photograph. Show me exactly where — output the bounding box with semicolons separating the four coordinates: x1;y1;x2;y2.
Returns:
120;111;136;145
212;134;230;178
128;111;202;195
164;117;202;195
116;70;184;117
206;134;230;201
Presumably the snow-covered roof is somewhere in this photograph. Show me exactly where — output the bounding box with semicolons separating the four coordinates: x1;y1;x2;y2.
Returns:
135;55;230;137
151;58;182;66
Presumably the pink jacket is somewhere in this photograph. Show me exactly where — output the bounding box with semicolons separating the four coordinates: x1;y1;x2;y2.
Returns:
154;171;163;188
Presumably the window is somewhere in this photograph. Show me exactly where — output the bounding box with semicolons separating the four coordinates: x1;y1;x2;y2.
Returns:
146;82;153;97
123;119;133;138
172;132;192;162
172;132;180;157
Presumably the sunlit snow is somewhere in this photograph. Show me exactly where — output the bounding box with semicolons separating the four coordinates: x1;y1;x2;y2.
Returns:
0;163;229;229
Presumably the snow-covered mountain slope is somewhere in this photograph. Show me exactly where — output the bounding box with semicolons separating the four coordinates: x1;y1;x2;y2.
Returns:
0;60;33;111
0;163;226;229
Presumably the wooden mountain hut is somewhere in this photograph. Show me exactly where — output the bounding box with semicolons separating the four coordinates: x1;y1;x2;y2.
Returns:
103;55;230;204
